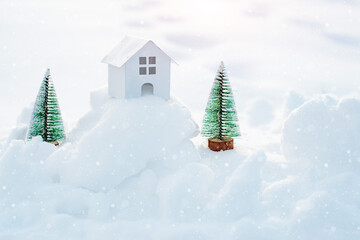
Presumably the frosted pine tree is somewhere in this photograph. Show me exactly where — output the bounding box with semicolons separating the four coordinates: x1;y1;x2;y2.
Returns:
202;62;240;150
27;69;65;144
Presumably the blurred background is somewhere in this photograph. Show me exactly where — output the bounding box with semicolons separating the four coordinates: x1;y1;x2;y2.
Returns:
1;0;360;140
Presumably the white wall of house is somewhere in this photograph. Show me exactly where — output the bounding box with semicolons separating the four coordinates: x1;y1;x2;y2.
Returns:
108;64;125;98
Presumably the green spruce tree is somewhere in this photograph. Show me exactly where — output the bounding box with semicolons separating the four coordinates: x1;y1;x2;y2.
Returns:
27;68;66;143
201;61;240;140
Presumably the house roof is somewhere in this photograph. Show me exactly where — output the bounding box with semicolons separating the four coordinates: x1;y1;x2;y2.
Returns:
101;36;176;68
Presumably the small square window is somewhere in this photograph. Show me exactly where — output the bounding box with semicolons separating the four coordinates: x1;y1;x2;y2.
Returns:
139;57;146;65
149;67;156;75
139;67;147;75
149;56;156;64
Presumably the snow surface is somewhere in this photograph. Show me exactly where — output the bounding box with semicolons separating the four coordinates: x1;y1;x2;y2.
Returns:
282;94;360;176
1;89;360;239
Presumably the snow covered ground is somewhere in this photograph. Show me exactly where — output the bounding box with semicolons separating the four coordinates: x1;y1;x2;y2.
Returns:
1;0;360;239
1;89;360;239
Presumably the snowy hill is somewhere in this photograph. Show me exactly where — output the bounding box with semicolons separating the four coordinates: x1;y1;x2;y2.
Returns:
1;89;360;239
50;89;199;192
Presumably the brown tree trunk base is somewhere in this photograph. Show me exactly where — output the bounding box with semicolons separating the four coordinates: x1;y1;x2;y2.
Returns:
51;141;60;146
208;138;234;151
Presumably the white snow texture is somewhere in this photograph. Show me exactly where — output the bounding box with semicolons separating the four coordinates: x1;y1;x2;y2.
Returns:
1;89;360;239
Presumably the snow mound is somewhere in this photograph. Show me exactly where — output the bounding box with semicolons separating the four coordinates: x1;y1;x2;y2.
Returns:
274;95;360;239
0;90;204;238
2;90;360;239
0;137;55;199
212;151;265;220
50;89;199;191
281;95;360;175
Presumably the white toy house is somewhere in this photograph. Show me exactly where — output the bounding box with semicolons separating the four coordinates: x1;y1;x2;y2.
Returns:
102;36;176;100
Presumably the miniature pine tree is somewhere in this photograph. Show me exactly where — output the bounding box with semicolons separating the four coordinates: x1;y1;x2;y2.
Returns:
202;61;240;141
27;68;66;144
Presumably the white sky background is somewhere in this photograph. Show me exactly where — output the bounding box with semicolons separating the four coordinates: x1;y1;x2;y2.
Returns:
1;0;360;138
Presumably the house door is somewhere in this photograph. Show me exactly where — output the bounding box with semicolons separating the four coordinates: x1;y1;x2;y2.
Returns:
141;83;154;96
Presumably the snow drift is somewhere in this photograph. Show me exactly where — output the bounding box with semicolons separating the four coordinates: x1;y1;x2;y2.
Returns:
1;91;360;239
49;89;199;191
279;95;360;239
0;89;203;238
282;95;360;174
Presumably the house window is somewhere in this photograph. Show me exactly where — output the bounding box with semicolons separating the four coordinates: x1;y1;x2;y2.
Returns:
139;56;156;75
139;67;147;75
139;57;146;65
149;67;156;75
149;56;156;64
